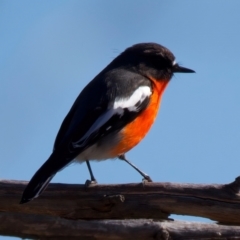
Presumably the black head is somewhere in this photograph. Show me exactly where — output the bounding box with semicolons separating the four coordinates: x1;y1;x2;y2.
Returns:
112;43;195;80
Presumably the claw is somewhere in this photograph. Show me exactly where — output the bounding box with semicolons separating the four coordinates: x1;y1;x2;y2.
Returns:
143;175;153;182
84;179;98;190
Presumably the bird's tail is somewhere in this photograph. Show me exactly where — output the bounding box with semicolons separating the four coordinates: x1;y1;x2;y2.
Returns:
20;152;67;204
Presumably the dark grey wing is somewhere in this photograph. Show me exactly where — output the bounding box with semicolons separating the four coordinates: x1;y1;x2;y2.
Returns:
54;69;152;157
70;93;151;152
69;77;152;153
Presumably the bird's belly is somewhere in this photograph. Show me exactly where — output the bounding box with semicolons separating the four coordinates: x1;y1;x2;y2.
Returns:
75;132;121;162
75;103;160;162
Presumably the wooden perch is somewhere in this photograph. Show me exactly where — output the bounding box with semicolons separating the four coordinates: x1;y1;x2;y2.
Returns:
1;213;240;239
1;178;240;223
1;177;240;239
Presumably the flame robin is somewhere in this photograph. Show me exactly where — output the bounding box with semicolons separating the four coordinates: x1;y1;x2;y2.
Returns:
20;42;195;204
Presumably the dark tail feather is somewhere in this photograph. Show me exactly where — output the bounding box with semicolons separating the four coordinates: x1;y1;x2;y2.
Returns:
20;172;55;204
20;152;68;204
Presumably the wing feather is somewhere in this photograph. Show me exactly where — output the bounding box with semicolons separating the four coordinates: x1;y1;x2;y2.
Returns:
71;86;152;151
53;70;152;163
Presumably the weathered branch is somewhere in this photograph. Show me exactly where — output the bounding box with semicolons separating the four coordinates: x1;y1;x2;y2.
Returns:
1;178;240;238
1;213;240;239
1;177;240;224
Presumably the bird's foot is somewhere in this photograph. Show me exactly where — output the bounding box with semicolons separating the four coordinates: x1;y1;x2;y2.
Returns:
85;179;98;188
142;175;153;184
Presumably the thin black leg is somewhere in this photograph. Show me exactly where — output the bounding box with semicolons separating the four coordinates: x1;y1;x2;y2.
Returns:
118;154;152;182
86;160;97;183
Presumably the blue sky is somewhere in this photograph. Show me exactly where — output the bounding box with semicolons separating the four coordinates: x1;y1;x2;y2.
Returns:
1;1;240;238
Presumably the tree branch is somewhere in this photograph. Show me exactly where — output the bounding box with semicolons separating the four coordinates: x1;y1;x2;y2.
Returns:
1;213;240;239
1;178;240;238
1;177;240;224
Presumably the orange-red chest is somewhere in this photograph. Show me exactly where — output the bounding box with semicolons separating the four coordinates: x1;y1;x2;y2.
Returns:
110;79;169;156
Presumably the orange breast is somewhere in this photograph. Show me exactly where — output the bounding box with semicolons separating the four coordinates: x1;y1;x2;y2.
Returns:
110;79;169;156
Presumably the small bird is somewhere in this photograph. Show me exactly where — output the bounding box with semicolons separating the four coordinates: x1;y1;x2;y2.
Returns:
20;43;195;204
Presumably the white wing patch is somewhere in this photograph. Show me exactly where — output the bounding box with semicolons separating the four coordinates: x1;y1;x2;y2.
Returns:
113;86;152;111
72;86;152;148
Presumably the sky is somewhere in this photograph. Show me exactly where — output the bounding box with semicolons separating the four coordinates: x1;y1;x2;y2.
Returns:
1;1;240;239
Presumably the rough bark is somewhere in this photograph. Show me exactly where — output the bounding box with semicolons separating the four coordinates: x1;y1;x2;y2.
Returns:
1;213;240;240
0;177;240;239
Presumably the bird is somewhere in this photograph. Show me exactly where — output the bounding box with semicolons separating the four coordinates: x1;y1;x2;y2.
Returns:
20;42;195;204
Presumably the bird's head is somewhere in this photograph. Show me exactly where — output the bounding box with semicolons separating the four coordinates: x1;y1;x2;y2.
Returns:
116;43;195;81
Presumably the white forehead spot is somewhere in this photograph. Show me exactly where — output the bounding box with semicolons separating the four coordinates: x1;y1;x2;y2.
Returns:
113;86;152;110
172;60;177;66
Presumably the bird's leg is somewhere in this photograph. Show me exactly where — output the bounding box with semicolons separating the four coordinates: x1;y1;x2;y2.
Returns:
118;154;152;182
85;160;98;187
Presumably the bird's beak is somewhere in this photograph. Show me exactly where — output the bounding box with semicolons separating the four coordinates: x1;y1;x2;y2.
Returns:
173;63;195;73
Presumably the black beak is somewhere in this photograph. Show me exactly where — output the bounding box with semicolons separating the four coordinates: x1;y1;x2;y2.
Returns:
173;63;195;73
